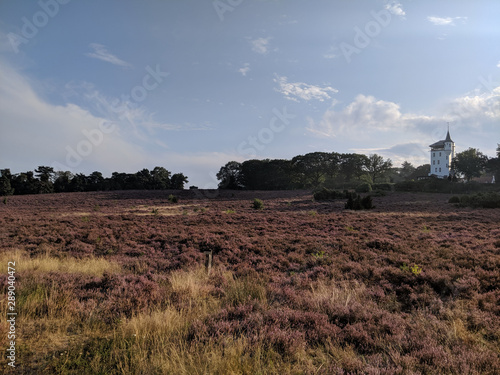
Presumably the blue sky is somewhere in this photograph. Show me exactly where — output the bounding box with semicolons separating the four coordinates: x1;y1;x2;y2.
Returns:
1;0;499;188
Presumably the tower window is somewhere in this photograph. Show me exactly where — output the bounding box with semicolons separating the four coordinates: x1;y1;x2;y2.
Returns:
433;152;435;157
435;168;437;172
439;168;441;172
437;160;440;164
439;152;441;156
433;161;435;165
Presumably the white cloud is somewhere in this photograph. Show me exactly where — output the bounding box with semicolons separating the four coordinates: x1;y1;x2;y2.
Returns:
306;87;500;161
238;63;250;76
274;75;338;102
427;16;467;26
0;60;221;182
251;37;271;54
447;86;500;125
497;61;500;68
306;94;413;138
385;1;406;18
85;43;132;67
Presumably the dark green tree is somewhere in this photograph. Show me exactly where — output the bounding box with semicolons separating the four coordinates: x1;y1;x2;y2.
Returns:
339;153;369;183
88;171;105;191
365;154;393;183
451;148;488;182
151;167;171;189
0;169;14;196
54;171;73;193
217;161;244;189
170;173;188;189
400;161;416;180
35;166;55;193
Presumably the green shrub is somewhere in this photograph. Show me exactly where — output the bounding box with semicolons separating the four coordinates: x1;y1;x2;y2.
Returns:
355;182;372;193
345;192;374;210
252;198;264;210
448;196;460;204
168;194;178;203
313;188;346;201
459;192;500;208
372;183;394;191
361;195;374;209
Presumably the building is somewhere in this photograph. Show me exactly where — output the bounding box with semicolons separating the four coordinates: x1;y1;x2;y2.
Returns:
429;128;455;178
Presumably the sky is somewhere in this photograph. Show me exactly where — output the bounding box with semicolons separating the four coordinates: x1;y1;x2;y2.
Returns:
0;0;499;188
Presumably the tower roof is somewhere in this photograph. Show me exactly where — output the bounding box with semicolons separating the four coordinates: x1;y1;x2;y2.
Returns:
444;129;453;142
429;128;453;148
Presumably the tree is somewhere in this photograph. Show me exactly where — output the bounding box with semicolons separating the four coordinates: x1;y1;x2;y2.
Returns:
54;171;73;193
452;148;488;182
35;166;55;193
170;173;188;189
399;161;416;180
407;164;431;181
151;167;171;190
0;169;14;196
88;171;105;191
339;153;369;183
291;152;338;188
486;144;500;183
217;161;244;189
365;154;393;183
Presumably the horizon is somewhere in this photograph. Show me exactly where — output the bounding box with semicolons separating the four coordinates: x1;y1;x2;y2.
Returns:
1;0;499;187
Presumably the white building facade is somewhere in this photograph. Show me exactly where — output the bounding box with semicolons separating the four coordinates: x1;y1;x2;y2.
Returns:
429;130;455;178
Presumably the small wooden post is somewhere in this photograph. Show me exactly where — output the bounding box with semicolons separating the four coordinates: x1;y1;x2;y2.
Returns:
204;250;213;274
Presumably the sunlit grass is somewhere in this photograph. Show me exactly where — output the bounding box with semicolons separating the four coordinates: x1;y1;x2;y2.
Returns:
0;249;121;276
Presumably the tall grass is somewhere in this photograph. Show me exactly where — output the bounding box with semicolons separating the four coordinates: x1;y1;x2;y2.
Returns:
0;249;121;276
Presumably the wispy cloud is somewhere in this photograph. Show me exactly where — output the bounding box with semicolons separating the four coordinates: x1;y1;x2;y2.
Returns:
497;61;500;68
427;16;467;26
251;37;271;54
385;1;406;18
274;75;338;102
238;63;250;76
85;43;132;67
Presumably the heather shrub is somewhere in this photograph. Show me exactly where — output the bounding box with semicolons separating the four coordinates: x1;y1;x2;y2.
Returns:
252;198;264;210
168;194;178;203
313;187;346;201
459;192;500;208
448;195;460;204
372;183;394;191
345;193;373;210
355;182;372;193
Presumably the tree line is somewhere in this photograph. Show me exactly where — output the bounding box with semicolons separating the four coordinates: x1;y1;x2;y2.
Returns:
0;167;188;196
217;147;500;190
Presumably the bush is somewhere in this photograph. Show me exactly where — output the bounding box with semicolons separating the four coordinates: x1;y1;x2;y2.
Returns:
448;196;460;204
252;198;264;210
459;192;500;208
355;183;372;193
168;194;178;203
372;183;394;191
313;188;346;201
345;193;374;210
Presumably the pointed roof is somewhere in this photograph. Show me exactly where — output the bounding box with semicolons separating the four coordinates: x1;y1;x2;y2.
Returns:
444;129;453;142
429;128;453;148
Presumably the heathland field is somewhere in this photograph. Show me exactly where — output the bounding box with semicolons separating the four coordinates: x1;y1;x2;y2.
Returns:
1;190;499;374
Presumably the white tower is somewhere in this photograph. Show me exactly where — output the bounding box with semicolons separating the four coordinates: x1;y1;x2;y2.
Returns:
429;126;455;178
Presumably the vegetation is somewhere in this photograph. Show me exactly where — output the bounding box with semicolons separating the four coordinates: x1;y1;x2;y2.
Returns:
0;190;499;373
452;148;489;182
313;188;347;201
451;192;500;208
252;198;264;210
1;190;498;373
0;167;188;195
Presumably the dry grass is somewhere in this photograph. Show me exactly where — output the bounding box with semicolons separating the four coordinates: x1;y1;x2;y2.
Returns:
308;279;366;308
0;249;121;276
